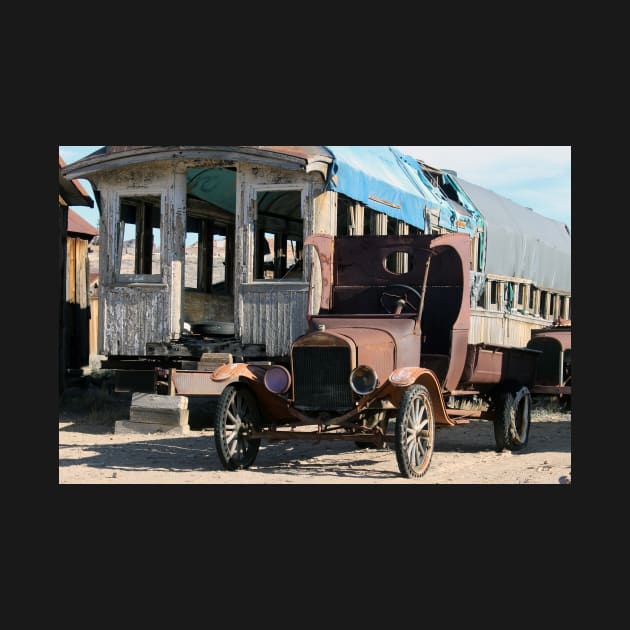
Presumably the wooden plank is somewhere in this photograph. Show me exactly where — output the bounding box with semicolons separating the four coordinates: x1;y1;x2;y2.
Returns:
76;239;88;309
89;296;98;357
67;238;76;303
129;408;189;426
131;392;188;410
199;352;233;371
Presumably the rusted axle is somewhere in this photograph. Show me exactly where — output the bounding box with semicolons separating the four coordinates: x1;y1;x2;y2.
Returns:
250;430;394;444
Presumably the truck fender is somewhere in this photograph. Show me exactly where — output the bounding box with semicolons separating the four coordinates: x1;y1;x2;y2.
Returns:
211;362;292;421
386;367;455;426
211;362;267;383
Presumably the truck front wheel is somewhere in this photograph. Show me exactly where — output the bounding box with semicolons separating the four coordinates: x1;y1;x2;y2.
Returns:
493;385;531;451
395;385;435;478
214;385;261;470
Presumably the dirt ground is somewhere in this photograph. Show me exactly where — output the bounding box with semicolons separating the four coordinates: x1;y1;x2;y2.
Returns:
58;374;571;484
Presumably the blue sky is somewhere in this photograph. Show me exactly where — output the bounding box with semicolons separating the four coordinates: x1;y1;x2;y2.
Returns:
59;145;571;231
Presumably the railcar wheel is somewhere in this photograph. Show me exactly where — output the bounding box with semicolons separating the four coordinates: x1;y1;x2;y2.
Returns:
214;385;261;470
395;385;435;478
493;385;531;451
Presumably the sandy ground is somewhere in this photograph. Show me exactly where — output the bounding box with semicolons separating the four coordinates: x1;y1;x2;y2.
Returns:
58;388;571;484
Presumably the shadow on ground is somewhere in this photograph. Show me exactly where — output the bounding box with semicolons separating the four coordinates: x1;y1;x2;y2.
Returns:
433;416;571;454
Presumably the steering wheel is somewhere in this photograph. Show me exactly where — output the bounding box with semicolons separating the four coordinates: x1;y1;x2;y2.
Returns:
380;284;422;314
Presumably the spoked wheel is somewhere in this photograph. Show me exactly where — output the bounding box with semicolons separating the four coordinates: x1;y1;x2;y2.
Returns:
395;384;435;478
493;385;531;451
214;385;261;470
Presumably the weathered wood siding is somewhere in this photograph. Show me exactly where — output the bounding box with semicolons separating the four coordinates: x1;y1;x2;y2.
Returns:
470;309;549;347
66;237;89;309
235;164;330;357
102;285;171;355
93;161;184;356
240;283;310;357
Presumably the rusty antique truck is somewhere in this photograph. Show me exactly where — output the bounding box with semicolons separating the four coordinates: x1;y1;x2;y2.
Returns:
209;231;541;479
527;323;571;410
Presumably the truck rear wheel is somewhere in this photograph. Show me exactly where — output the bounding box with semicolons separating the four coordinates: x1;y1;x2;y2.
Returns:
494;385;531;451
214;385;261;470
395;385;435;478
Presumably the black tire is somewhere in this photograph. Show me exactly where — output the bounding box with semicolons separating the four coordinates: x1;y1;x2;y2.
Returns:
493;385;531;451
395;385;435;478
214;385;261;470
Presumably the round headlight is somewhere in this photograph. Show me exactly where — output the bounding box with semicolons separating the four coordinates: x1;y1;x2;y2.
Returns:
349;365;378;396
264;365;292;394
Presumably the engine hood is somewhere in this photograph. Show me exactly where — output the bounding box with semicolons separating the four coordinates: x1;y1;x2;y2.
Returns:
294;328;395;382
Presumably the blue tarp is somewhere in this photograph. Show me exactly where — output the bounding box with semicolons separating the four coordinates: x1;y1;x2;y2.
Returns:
324;146;477;234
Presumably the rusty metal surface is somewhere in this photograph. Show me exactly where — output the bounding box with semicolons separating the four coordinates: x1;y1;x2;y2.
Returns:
323;327;395;378
527;325;571;393
250;430;392;445
306;232;471;392
460;343;540;386
529;325;571;351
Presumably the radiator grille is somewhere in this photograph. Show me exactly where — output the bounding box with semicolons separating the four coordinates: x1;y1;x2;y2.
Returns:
293;346;353;411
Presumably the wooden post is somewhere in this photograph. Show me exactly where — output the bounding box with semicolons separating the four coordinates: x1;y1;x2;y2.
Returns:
521;284;530;314
532;288;540;317
276;232;288;278
371;212;388;236
312;189;337;235
349;203;364;236
198;219;209;291
255;229;266;279
543;292;551;320
552;294;560;320
396;221;409;273
497;281;505;311
225;224;235;295
172;167;188;340
485;279;492;310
